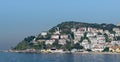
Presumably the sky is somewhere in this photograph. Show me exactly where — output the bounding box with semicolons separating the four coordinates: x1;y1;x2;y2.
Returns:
0;0;120;50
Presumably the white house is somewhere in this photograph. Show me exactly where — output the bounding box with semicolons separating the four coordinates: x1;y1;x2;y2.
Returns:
113;28;120;33
74;31;84;41
97;35;105;40
41;31;47;36
81;39;91;49
45;39;55;45
58;39;66;45
89;37;98;44
51;35;59;39
104;30;110;34
111;41;120;46
77;27;87;32
113;28;120;36
91;48;104;52
36;40;45;43
98;29;104;33
91;44;105;52
73;40;79;44
96;35;106;44
88;27;98;33
71;28;76;32
60;35;68;39
87;32;97;37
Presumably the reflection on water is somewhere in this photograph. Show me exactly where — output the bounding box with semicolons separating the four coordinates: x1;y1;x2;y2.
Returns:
0;52;120;62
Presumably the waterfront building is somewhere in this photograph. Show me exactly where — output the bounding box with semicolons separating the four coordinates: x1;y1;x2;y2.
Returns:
109;46;120;53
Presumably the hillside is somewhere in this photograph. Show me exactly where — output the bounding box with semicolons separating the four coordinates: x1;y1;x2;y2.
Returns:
13;21;120;50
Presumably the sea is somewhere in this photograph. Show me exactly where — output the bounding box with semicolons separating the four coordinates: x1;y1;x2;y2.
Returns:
0;52;120;62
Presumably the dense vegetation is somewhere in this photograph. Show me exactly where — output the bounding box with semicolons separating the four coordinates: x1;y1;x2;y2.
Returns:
14;36;35;50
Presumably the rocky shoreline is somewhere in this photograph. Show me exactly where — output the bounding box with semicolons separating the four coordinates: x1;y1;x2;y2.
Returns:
1;50;119;55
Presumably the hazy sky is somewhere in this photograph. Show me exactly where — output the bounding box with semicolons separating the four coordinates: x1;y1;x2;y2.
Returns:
0;0;120;50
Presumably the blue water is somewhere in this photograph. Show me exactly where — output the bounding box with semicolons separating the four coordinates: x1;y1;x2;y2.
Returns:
0;52;120;62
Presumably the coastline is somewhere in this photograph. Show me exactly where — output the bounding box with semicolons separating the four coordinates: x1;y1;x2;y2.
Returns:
63;51;120;55
1;50;120;55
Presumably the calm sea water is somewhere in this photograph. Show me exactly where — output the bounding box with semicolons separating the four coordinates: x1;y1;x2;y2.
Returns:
0;52;120;62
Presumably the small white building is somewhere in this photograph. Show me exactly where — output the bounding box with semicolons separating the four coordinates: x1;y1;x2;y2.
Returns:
51;35;59;39
60;35;68;39
111;41;120;46
36;40;45;43
98;40;106;44
87;32;97;37
41;31;47;36
113;28;120;36
113;28;120;33
74;32;84;41
73;40;79;44
98;29;104;33
88;27;98;33
104;30;110;34
81;39;91;49
97;35;105;40
45;39;55;45
58;39;66;45
71;28;76;32
89;37;98;44
115;33;120;36
54;31;60;35
91;44;105;52
91;48;104;52
77;27;87;32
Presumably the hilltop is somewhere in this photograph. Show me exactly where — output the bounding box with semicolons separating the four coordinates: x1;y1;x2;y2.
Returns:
49;21;119;34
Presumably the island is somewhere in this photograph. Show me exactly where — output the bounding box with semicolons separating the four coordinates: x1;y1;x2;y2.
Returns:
10;21;120;54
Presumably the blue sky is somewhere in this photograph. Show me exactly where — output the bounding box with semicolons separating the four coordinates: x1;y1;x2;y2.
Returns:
0;0;120;50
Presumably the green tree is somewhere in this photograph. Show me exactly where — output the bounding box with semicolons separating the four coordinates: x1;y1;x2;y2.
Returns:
104;33;110;42
80;36;84;43
52;40;59;47
84;32;87;39
52;40;62;49
65;41;72;51
102;47;109;52
14;40;29;50
98;32;102;35
70;32;74;39
24;36;35;42
86;49;92;52
73;43;83;50
116;36;120;40
46;44;52;49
